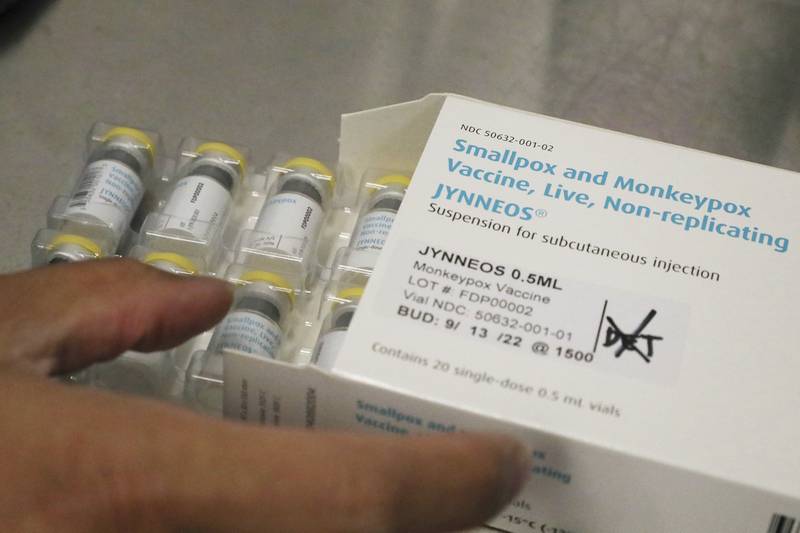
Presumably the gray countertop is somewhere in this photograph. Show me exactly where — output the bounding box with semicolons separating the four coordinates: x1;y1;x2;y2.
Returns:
1;0;798;272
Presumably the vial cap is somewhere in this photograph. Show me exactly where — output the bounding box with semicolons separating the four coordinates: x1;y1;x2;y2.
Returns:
49;234;102;258
196;142;247;177
336;286;364;302
374;174;411;190
143;252;198;275
239;270;295;305
103;127;156;164
282;157;335;192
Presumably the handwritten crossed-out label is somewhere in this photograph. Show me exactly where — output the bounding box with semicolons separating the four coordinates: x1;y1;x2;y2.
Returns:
604;309;664;364
593;300;687;385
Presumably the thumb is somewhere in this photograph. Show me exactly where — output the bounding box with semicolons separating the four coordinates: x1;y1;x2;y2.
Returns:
2;374;530;533
168;427;531;532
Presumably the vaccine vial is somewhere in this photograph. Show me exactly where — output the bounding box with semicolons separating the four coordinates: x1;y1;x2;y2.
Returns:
249;157;333;262
313;287;363;370
206;271;294;360
159;142;245;242
143;251;198;275
350;174;410;253
54;127;155;261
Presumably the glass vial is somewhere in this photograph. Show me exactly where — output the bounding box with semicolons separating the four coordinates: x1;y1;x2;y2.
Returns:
51;127;155;263
350;174;410;253
185;271;294;416
206;271;294;360
249;157;333;262
160;142;245;242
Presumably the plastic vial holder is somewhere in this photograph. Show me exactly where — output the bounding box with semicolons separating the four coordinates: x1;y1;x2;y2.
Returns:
183;349;224;417
139;139;249;270
184;267;300;416
326;245;378;289
312;285;364;370
31;123;164;265
165;332;213;405
347;171;412;269
91;245;202;397
316;170;411;283
90;350;176;398
236;156;336;289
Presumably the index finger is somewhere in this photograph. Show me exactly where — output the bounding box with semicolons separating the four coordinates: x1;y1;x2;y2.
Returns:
1;373;530;533
0;259;232;375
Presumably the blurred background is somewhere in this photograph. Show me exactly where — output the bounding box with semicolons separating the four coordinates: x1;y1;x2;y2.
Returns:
1;0;798;272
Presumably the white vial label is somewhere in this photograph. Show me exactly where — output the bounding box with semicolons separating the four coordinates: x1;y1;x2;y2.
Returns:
313;329;348;370
351;210;396;251
161;175;230;241
209;310;281;359
250;192;323;259
64;159;144;237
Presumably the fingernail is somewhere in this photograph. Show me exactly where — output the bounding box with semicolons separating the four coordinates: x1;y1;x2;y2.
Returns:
499;441;531;503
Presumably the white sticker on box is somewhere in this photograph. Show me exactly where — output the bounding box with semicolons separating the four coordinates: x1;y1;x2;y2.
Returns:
376;240;688;386
161;175;230;241
250;192;323;259
64;159;144;236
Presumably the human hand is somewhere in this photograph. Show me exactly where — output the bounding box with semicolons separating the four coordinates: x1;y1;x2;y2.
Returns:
0;259;529;532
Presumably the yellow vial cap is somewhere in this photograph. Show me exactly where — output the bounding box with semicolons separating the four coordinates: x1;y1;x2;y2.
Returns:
336;286;364;302
49;234;102;257
240;270;295;305
374;174;411;190
197;142;248;176
143;252;198;275
103;126;156;163
283;156;335;192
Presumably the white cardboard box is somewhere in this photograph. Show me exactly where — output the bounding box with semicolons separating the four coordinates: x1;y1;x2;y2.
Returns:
224;94;800;533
